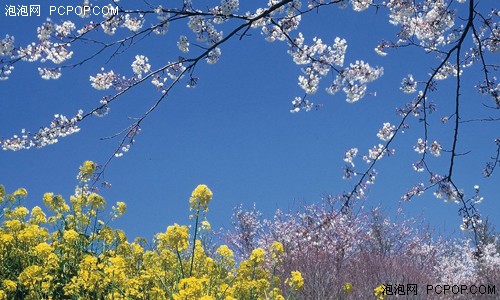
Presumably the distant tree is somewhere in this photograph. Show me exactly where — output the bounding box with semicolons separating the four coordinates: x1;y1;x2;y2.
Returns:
1;0;498;243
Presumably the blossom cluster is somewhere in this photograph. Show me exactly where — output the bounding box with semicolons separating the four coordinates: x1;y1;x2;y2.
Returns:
413;138;442;157
89;65;139;92
400;74;417;94
99;11;146;35
364;144;389;163
177;36;190;53
1;19;76;79
401;183;425;201
1;112;83;151
261;1;302;42
376;122;395;142
187;14;223;50
90;69;116;90
343;147;358;167
20;19;74;66
131;55;151;79
289;96;314;113
327;60;383;103
213;0;239;16
384;0;456;49
431;175;460;203
0;35;14;56
289;34;347;94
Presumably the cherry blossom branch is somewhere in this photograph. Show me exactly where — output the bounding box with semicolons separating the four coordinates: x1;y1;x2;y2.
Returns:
88;0;301;183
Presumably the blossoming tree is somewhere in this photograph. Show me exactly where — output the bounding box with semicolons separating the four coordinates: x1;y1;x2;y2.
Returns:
1;0;499;248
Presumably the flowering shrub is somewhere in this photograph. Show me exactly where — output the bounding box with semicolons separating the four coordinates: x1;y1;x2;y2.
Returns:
0;162;303;300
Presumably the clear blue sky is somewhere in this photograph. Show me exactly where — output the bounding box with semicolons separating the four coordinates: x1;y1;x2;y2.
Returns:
1;0;498;241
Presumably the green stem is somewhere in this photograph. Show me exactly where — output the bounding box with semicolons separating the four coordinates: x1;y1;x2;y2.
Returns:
176;249;185;278
189;211;200;276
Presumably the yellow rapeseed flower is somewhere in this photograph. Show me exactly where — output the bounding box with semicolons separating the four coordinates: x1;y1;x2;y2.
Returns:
18;224;48;243
5;206;29;220
189;184;213;212
158;224;189;251
13;187;28;198
43;193;54;206
30;206;47;224
270;241;284;261
88;193;106;209
98;226;114;244
2;280;17;293
63;229;79;243
13;206;29;219
216;245;234;259
4;220;22;231
34;242;53;258
131;242;145;256
286;271;304;290
18;265;43;288
43;193;69;212
174;277;208;300
77;160;96;182
250;248;266;264
112;201;127;219
0;233;14;246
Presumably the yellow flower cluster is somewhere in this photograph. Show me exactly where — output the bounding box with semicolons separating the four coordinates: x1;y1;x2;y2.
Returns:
0;162;303;300
286;271;304;291
112;201;126;219
189;184;213;213
157;223;189;251
77;160;96;182
270;241;284;261
13;188;28;198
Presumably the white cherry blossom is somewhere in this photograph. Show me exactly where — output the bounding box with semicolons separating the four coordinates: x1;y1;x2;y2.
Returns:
131;55;151;79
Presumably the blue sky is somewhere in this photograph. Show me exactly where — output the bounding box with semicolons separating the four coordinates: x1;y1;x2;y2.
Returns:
1;0;499;241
